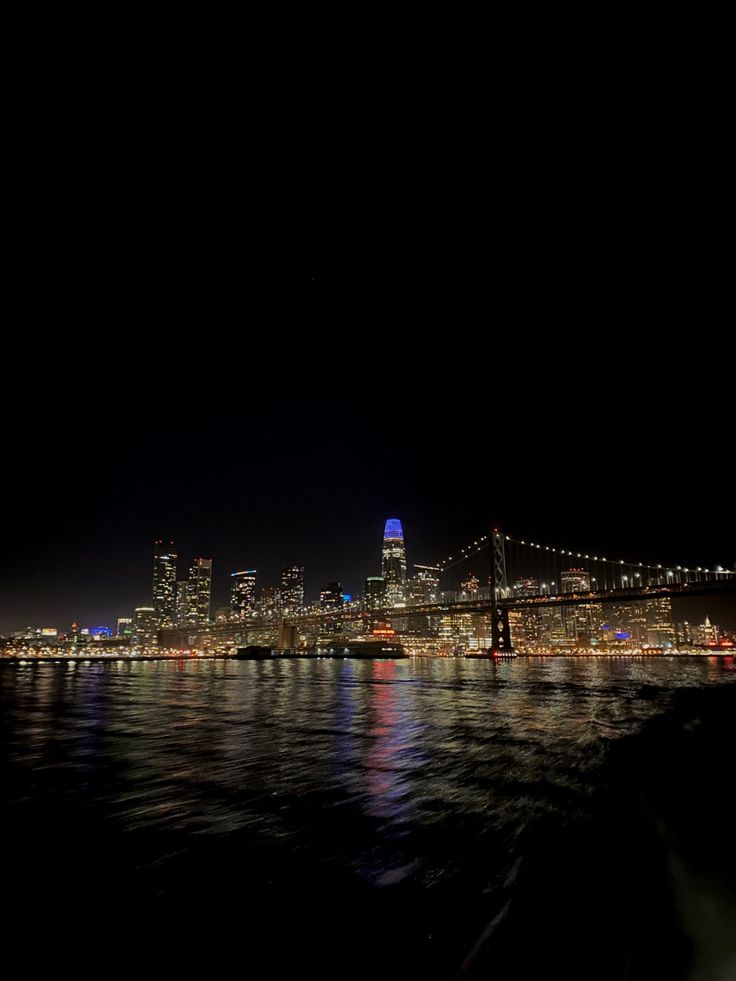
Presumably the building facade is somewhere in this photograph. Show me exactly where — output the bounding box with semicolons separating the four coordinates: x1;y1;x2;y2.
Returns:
152;540;178;627
382;518;407;606
231;570;257;620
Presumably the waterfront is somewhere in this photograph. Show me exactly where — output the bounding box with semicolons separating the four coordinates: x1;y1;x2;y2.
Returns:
2;656;735;978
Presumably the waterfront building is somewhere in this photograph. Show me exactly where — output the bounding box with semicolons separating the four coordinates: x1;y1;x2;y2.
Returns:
645;597;675;646
133;606;158;646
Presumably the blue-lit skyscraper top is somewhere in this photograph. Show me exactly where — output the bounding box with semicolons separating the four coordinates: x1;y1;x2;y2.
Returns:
382;518;407;604
384;518;404;541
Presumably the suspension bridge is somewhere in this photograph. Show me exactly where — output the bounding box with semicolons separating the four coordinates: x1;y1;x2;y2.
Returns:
168;530;736;653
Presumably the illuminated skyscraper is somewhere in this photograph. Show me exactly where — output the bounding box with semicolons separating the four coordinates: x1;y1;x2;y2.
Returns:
175;580;191;627
133;606;158;646
645;597;675;646
188;557;213;625
408;566;440;604
152;540;177;627
560;568;593;642
320;581;343;634
280;566;305;613
382;519;407;605
231;570;257;620
364;576;387;609
258;586;279;618
320;582;343;609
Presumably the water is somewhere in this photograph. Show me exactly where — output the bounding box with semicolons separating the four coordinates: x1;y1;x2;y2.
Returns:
2;657;735;979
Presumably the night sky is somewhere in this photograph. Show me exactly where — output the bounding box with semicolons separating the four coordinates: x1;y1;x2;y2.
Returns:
2;152;734;634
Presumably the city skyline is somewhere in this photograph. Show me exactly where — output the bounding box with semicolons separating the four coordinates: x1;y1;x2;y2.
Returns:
3;518;734;640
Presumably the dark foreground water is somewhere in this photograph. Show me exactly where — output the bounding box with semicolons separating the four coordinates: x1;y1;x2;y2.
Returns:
2;657;735;980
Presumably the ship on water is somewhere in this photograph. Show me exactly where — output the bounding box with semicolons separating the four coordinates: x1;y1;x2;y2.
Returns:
231;638;406;659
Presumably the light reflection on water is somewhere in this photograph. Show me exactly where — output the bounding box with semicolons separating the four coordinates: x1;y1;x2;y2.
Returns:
2;656;734;978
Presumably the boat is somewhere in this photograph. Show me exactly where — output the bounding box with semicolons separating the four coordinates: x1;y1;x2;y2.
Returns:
231;645;273;659
315;639;407;659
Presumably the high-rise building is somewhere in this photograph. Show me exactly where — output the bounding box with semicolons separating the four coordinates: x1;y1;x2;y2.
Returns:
280;566;305;613
175;580;191;627
382;518;407;605
559;569;593;642
320;582;343;609
133;606;158;646
364;576;387;609
320;581;343;633
408;566;440;605
188;558;213;625
231;570;257;620
116;617;133;637
152;540;178;627
646;597;675;646
258;586;279;619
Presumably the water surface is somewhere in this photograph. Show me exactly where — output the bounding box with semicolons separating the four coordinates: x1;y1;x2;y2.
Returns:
2;657;734;979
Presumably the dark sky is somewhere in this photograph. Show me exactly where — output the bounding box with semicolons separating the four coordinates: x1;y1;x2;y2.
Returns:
1;128;734;634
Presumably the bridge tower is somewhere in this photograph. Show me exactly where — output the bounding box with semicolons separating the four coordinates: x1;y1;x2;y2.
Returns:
490;530;513;652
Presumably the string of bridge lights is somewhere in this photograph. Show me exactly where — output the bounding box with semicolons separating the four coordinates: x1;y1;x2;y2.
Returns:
435;533;735;577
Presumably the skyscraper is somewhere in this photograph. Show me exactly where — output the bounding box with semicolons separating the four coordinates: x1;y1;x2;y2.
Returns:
560;568;593;642
320;582;343;609
280;566;305;613
152;540;177;627
133;606;158;646
188;557;213;625
408;566;440;604
231;570;257;620
320;581;342;634
382;519;407;605
364;576;387;609
258;586;279;619
175;580;191;627
645;597;675;646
